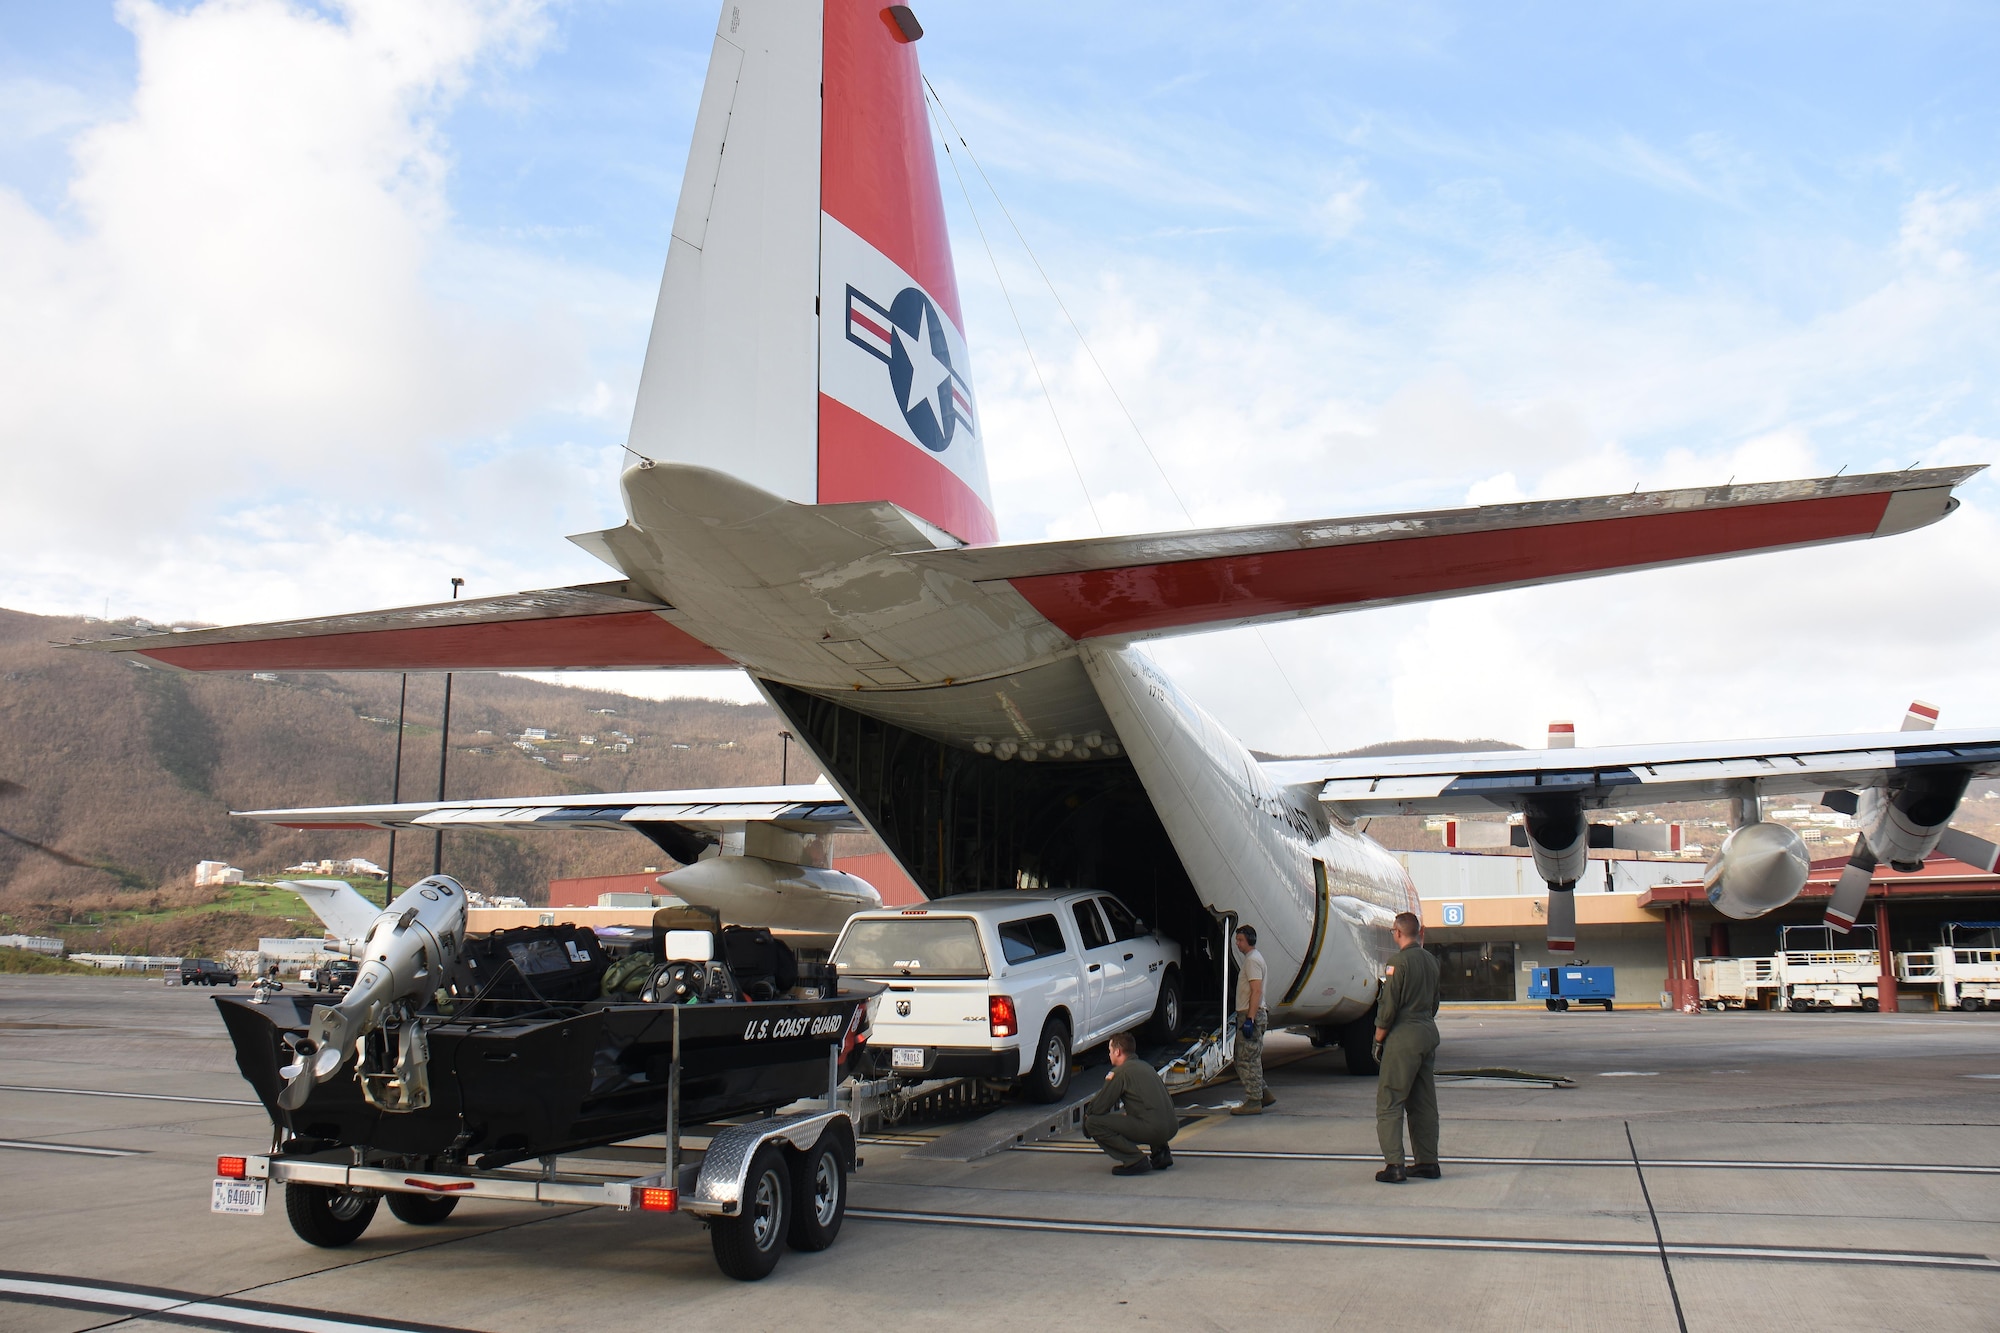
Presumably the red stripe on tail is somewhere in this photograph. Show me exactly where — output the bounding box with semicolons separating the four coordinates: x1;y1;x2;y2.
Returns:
822;0;961;329
819;395;997;544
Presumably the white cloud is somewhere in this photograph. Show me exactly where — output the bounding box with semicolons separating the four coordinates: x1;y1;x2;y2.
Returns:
0;0;646;624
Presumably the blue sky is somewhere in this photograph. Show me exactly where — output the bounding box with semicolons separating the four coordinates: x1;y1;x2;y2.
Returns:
3;0;1998;751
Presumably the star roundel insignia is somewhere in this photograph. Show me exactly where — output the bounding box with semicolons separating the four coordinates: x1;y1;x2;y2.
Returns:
887;288;968;453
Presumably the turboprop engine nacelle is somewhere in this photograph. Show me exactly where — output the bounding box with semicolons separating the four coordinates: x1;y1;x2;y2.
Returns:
278;876;467;1111
1523;795;1588;950
1853;770;1971;873
1702;822;1812;920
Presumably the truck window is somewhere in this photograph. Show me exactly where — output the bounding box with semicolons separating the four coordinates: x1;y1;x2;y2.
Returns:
833;918;988;978
1098;897;1144;942
998;914;1069;964
1071;901;1109;950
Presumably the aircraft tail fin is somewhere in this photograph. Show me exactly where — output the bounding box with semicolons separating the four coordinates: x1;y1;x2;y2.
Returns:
627;1;995;545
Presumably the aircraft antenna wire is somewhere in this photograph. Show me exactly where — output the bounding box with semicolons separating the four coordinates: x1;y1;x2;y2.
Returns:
924;92;1101;536
924;78;1333;754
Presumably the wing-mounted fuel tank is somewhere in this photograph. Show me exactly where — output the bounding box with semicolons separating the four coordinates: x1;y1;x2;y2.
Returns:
1702;821;1813;920
278;876;467;1113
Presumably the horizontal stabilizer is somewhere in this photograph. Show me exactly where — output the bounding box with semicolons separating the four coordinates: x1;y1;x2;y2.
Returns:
918;468;1979;641
280;878;382;944
67;581;732;674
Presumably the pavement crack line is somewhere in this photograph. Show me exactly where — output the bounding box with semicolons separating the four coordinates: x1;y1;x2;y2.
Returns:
0;1208;586;1332
1013;1141;2000;1175
844;1206;2000;1272
1627;1121;1690;1333
0;1268;482;1333
0;1083;260;1107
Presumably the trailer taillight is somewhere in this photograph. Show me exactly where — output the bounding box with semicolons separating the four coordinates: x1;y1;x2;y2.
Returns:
990;995;1018;1038
639;1187;677;1212
217;1156;247;1179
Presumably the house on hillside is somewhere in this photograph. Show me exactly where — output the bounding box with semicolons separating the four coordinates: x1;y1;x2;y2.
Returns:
194;860;244;887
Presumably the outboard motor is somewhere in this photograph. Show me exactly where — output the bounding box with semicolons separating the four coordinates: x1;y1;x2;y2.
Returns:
279;876;467;1113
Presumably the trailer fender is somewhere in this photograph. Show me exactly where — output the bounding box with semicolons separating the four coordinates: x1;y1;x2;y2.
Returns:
683;1111;854;1218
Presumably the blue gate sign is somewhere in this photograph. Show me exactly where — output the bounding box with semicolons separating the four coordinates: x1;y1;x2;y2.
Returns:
1441;903;1466;926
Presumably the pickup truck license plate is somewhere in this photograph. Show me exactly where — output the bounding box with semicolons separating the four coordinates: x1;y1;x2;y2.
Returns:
891;1046;926;1070
212;1178;267;1216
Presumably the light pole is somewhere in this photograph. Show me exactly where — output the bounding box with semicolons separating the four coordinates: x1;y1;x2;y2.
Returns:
381;673;409;906
779;730;793;785
433;577;464;877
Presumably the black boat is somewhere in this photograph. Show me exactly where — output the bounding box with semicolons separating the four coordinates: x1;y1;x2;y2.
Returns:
217;986;880;1169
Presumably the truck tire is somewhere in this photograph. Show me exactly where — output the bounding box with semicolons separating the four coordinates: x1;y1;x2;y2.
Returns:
1021;1017;1072;1103
386;1192;459;1226
710;1143;790;1281
1140;968;1182;1046
285;1184;379;1248
787;1131;848;1252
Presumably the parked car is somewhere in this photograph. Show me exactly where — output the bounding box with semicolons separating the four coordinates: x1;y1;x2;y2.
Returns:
831;889;1182;1103
309;959;359;993
176;958;239;987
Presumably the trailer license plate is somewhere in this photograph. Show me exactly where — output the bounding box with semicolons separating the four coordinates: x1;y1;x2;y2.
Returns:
892;1047;925;1070
212;1178;267;1215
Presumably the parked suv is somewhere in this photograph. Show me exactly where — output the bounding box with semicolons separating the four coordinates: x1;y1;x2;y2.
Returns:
175;958;239;987
831;890;1182;1103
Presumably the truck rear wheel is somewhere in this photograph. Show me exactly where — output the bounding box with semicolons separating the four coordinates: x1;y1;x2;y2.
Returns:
787;1132;848;1252
1140;969;1182;1046
386;1192;459;1226
711;1143;790;1281
1021;1018;1071;1103
285;1184;379;1248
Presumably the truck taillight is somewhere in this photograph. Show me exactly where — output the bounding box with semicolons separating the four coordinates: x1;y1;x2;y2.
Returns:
639;1187;677;1212
217;1156;247;1179
990;995;1017;1038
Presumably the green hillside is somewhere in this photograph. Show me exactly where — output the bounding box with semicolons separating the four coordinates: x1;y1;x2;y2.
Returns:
0;607;794;953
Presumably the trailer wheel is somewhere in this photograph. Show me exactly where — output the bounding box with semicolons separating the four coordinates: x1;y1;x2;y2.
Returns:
711;1143;790;1281
285;1184;379;1248
1861;998;1878;1012
1601;1000;1614;1012
1963;998;1983;1012
386;1192;460;1226
1020;1017;1071;1104
787;1134;848;1252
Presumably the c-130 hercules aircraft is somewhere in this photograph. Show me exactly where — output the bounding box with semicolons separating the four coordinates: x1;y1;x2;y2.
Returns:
85;0;2000;1060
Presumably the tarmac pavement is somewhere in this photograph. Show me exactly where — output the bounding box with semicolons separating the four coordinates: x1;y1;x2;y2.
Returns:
3;974;1997;1331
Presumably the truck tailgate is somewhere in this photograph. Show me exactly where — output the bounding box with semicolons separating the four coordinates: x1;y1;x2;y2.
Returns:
868;980;991;1047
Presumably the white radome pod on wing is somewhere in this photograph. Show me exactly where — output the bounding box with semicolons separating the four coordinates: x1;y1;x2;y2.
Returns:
1704;822;1812;920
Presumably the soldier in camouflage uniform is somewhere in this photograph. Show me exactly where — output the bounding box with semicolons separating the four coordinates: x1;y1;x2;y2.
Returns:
1229;925;1275;1115
1372;910;1441;1183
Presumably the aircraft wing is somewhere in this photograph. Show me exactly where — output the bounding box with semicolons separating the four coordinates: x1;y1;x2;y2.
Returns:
66;580;733;673
916;467;1979;641
1260;727;2000;818
237;783;862;838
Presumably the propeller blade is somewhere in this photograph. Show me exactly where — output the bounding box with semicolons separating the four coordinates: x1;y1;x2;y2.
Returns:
1824;839;1878;932
1546;882;1577;952
1820;789;1859;816
1937;826;2000;874
1902;699;1940;732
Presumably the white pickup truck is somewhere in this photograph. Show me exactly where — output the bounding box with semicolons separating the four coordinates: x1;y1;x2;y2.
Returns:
830;889;1182;1103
